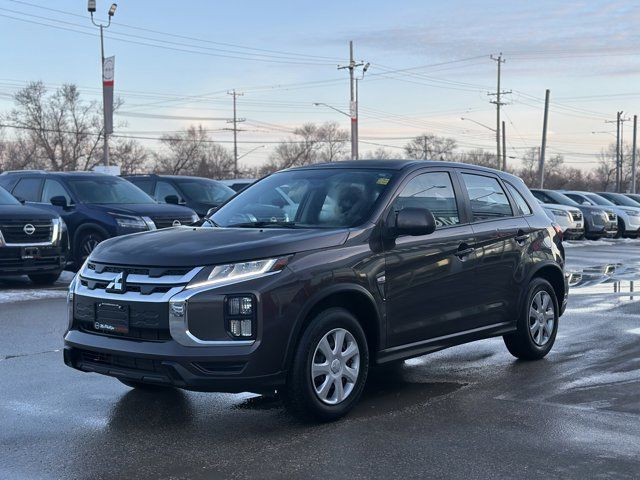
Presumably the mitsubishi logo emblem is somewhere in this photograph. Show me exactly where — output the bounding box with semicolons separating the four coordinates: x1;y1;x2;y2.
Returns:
23;224;35;235
106;272;127;294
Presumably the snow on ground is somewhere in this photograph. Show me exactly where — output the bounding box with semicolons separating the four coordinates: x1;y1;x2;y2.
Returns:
0;271;73;305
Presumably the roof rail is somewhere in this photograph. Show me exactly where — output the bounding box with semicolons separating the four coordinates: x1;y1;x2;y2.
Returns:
0;169;47;175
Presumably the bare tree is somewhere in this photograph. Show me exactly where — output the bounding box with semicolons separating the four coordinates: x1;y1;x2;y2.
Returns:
5;82;104;171
153;125;234;178
361;147;397;160
404;133;457;161
458;148;498;168
261;122;349;175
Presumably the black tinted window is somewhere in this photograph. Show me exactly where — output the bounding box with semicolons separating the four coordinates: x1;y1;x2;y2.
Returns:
393;172;460;228
461;173;512;220
13;178;42;202
505;182;532;215
130;179;154;196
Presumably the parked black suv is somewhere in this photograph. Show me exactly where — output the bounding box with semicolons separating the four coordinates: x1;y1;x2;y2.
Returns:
63;161;567;420
0;171;198;266
123;174;235;218
0;186;69;284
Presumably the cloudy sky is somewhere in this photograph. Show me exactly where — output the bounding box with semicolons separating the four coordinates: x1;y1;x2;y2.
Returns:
1;0;639;170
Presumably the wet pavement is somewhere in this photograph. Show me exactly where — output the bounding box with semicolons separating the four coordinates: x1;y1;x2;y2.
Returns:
1;240;640;479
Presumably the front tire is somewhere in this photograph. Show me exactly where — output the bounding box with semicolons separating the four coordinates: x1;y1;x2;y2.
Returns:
28;271;62;285
75;230;105;267
283;307;369;422
503;278;559;360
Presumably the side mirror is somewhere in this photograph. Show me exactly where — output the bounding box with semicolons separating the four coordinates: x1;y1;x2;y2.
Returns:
392;207;436;237
206;207;218;217
50;196;68;208
164;194;180;205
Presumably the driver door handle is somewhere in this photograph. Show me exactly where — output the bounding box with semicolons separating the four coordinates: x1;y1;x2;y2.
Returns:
455;246;475;260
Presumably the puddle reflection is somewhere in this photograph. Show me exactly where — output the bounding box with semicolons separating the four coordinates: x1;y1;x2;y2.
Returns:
567;263;640;303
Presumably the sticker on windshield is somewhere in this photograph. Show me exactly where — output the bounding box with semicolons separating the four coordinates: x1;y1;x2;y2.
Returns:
376;177;390;185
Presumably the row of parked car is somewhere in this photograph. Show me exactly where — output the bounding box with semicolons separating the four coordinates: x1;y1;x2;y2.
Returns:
0;170;256;284
1;166;639;286
531;189;640;240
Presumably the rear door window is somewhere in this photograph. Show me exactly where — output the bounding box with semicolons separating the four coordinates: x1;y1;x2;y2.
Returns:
461;173;512;221
130;179;155;196
12;177;43;202
505;182;532;215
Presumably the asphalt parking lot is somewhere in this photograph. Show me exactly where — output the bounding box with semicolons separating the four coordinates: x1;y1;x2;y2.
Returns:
1;239;640;479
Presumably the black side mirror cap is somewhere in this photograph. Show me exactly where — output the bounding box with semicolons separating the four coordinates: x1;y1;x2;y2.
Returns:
164;195;180;205
49;195;68;208
392;207;437;238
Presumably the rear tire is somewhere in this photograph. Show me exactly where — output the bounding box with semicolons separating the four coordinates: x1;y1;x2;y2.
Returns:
118;379;174;391
28;271;62;285
283;307;369;422
504;278;558;360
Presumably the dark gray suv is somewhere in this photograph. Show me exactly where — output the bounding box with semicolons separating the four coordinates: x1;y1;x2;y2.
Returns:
64;161;567;421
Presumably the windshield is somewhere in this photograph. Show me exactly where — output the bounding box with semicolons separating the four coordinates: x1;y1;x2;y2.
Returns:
602;193;640;207
546;190;581;207
211;168;395;228
585;193;615;206
0;186;20;205
176;178;235;204
67;176;156;204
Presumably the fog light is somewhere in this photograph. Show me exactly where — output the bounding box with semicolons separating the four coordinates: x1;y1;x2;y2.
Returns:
229;319;253;337
227;296;253;315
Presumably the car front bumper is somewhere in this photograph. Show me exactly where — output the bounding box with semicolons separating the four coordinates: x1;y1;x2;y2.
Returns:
63;330;286;393
0;245;67;275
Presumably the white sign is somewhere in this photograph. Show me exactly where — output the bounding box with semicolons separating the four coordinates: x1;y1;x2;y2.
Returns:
93;165;121;176
103;56;115;83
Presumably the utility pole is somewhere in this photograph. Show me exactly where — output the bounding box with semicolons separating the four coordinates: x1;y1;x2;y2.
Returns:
539;89;550;189
227;90;245;178
489;53;511;170
606;111;630;192
338;41;366;160
88;1;117;167
632;115;637;194
502;120;507;171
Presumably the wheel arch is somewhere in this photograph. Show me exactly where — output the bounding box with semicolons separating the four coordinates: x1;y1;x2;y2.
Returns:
528;262;566;311
282;284;383;371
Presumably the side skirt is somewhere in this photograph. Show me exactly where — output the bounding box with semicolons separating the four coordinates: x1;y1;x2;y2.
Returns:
376;322;515;364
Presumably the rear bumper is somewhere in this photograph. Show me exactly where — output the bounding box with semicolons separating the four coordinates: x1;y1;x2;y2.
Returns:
63;330;286;393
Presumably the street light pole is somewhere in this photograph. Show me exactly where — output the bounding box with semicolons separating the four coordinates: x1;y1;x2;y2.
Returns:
88;1;117;167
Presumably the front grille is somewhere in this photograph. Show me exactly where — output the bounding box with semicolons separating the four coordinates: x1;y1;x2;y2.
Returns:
0;219;52;243
78;350;164;373
571;211;583;221
88;262;191;278
80;278;172;295
79;324;172;341
150;215;194;229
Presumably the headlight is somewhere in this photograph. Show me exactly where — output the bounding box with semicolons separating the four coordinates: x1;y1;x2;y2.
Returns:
67;272;80;330
52;217;63;243
111;213;148;230
190;213;200;223
186;257;289;290
623;209;640;217
550;209;568;216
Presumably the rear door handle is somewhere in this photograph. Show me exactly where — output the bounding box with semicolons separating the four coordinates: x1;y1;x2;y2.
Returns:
455;246;475;259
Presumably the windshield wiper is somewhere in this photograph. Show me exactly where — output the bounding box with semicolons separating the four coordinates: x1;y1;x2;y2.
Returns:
226;221;299;228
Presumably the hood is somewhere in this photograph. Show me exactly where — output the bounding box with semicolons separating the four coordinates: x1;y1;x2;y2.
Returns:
574;204;615;215
84;203;196;218
90;226;350;267
0;203;59;220
542;203;580;213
